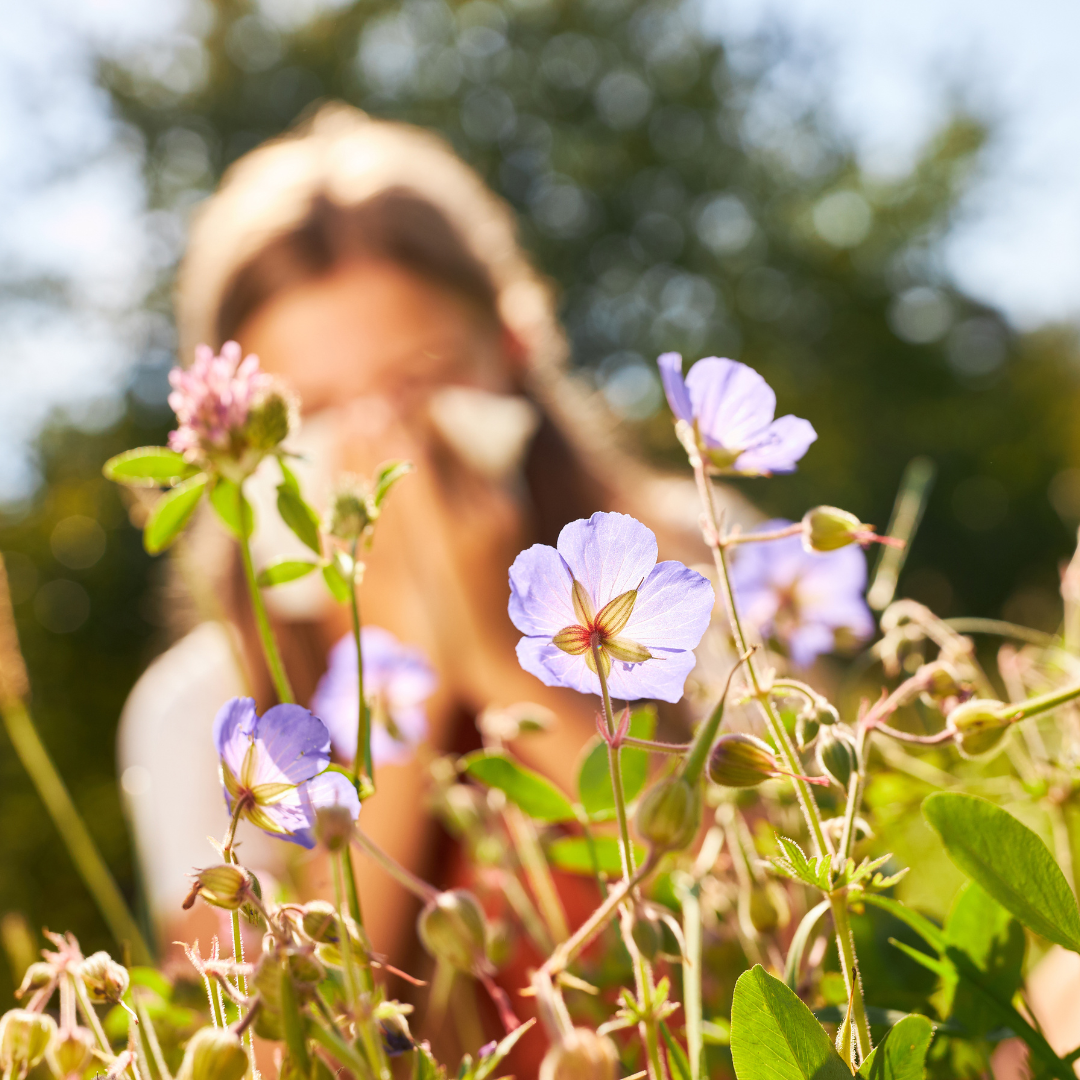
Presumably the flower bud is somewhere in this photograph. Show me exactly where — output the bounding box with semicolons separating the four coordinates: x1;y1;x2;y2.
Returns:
301;900;339;944
188;865;252;911
15;963;55;1000
79;952;128;1004
0;1010;56;1079
947;698;1012;759
748;886;780;935
436;784;487;839
417;890;488;973
315;804;355;852
707;733;777;788
47;1027;95;1079
177;1027;248;1080
801;507;867;552
539;1028;619;1080
815;726;859;790
327;489;371;542
635;776;702;851
251;957;284;1042
631;909;663;962
243;390;293;453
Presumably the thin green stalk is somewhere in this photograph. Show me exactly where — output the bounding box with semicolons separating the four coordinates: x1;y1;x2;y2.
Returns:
340;848;365;938
1004;680;1080;723
352;830;438;903
691;461;828;857
237;513;294;704
349;538;373;785
674;875;703;1080
0;696;152;965
221;802;253;1070
830;891;872;1061
309;1020;375;1078
505;805;569;943
592;644;635;879
331;851;374;996
135;993;173;1080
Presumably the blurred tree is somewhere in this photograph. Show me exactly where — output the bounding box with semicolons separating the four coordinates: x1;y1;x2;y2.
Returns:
3;0;1080;999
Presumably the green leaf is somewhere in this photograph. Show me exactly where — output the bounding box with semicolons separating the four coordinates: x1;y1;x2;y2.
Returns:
276;484;322;555
856;1014;933;1079
462;750;576;823
278;457;301;494
103;446;196;487
577;706;656;820
547;835;644;876
256;559;319;587
143;474;208;554
373;459;414;508
210;478;254;539
321;561;351;603
923;792;1080;951
702;1018;731;1046
660;1021;692;1080
473;1017;535;1080
730;965;850;1080
941;882;1025;1038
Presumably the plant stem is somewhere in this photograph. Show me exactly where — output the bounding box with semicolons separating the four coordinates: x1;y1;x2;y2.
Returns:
674;874;704;1080
591;643;636;879
690;460;829;857
829;890;872;1060
352;830;438;903
1005;680;1080;723
331;851;374;996
237;516;294;704
349;538;373;786
722;523;803;546
504;805;569;943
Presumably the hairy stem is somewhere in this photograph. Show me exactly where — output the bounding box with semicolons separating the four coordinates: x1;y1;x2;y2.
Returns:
349;538;373;787
830;891;872;1060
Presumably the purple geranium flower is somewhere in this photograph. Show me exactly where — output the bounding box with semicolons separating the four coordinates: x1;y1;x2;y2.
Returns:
213;697;359;849
658;353;817;475
168;341;272;461
508;511;715;702
729;520;875;667
311;627;436;766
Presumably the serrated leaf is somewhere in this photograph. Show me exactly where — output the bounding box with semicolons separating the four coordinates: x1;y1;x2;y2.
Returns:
546;835;644;876
856;1014;933;1079
103;446;196;487
923;792;1080;951
256;559;318;587
771;835;833;890
210;478;254;539
730;965;850;1080
277;484;322;555
373;459;414;507
143;474;208;554
322;561;351;603
576;706;656;820
463;750;576;823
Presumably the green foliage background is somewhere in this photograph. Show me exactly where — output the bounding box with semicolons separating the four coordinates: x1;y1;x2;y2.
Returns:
2;0;1080;1007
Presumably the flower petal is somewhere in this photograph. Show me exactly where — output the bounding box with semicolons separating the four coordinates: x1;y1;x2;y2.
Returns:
508;543;576;637
622;560;715;653
556;512;658;613
685;358;776;452
658;352;693;423
734;415;817;475
213;697;258;779
251;704;330;786
605;648;699;703
788;623;837;668
516;636;599;696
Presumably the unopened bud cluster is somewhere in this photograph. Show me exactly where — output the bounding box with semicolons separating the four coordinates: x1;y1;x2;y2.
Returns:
947;698;1012;759
79;951;129;1004
0;1010;56;1080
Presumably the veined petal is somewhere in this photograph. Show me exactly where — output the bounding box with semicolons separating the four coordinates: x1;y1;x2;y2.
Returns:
605;637;653;663
595;589;637;637
556;512;657;614
658;352;693;423
553;624;592;655
250;781;298;806
606;648;699;703
244;803;293;836
685;358;775;452
508;542;576;637
213;697;258;778
220;760;243;804
571;579;595;624
251;704;330;786
516;637;600;696
622;560;715;652
733;415;817;475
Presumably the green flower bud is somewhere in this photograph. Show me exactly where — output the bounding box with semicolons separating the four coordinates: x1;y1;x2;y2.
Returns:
327;488;371;542
417;890;488;973
188;865;252;911
15;963;55;1000
748;886;780;935
635;776;702;852
301;900;339;944
539;1028;619;1080
314;804;355;852
485;918;512;969
947;698;1012;759
815;726;859;790
0;1010;56;1079
801;506;867;552
252;957;284;1042
630;910;663;962
243;390;293;453
436;784;487;839
46;1027;95;1079
707;733;778;788
177;1027;248;1080
79;952;129;1004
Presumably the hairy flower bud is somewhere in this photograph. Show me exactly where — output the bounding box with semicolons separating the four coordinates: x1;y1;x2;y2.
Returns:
47;1027;95;1079
187;865;253;911
417;890;488;973
539;1028;619;1080
631;909;663;962
79;952;129;1004
947;698;1012;759
815;726;859;790
243;389;293;453
635;776;702;851
327;488;371;542
708;733;778;788
0;1009;56;1079
177;1027;248;1080
315;804;356;852
801;506;868;552
301;901;339;944
15;963;55;1001
748;886;780;935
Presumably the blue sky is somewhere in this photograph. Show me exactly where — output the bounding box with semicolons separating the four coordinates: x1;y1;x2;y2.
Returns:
0;0;1077;500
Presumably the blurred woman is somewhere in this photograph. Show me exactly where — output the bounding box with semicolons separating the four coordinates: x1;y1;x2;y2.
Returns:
117;104;749;981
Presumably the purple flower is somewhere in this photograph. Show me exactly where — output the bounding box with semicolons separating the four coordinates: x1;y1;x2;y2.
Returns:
658;353;817;475
213;697;359;849
311;628;436;766
508;511;715;702
729;520;875;667
168;342;272;462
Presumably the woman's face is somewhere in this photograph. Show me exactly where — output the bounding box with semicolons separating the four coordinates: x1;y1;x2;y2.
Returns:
236;257;515;415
